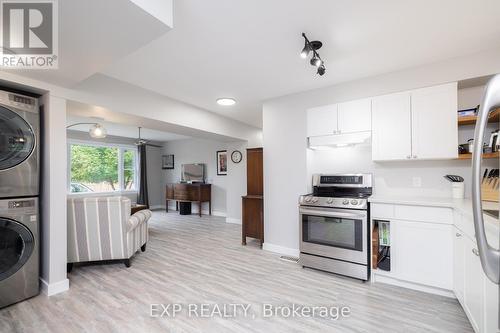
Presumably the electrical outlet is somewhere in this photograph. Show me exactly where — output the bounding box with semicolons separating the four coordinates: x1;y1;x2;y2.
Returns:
412;177;422;187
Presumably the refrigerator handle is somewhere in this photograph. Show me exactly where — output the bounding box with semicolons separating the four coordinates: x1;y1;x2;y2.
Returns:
472;74;500;285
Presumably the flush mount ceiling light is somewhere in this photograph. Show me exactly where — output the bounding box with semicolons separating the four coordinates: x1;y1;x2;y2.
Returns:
66;122;107;139
300;33;326;76
216;98;236;106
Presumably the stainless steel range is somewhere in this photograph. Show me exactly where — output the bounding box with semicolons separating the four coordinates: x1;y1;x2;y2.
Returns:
299;174;372;281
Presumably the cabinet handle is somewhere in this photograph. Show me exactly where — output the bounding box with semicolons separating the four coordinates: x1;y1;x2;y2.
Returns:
406;155;411;159
456;233;462;237
413;155;418;159
472;248;480;256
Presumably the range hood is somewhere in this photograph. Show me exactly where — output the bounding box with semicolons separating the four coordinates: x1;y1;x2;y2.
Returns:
308;131;371;150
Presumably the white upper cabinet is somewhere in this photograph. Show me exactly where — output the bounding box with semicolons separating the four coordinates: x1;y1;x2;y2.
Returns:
307;104;338;137
372;92;412;161
411;83;458;159
337;98;371;134
371;82;458;161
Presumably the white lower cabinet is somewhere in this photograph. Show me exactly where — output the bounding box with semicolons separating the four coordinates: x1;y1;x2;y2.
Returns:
372;203;499;332
391;220;453;290
464;236;484;332
452;228;465;303
453;224;499;333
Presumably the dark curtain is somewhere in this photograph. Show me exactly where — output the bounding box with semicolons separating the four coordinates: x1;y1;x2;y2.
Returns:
137;144;149;207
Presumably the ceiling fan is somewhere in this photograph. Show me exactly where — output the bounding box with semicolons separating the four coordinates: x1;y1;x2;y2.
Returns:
134;127;162;148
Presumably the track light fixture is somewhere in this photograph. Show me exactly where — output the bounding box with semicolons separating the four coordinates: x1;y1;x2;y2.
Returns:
300;33;325;76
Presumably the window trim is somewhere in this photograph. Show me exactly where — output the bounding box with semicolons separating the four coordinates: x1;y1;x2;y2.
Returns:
67;139;139;195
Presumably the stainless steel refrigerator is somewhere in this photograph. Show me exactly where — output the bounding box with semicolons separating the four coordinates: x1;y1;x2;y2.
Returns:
471;75;500;330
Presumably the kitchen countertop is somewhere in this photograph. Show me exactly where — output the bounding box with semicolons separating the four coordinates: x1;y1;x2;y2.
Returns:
369;195;499;248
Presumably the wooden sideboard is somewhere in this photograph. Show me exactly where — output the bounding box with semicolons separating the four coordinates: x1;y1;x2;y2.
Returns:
166;183;211;217
242;148;264;247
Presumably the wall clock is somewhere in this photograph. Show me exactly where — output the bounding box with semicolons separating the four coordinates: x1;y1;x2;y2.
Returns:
231;150;243;163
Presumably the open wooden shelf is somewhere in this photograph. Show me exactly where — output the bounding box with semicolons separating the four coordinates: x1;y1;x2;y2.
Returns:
457;151;499;160
458;108;500;126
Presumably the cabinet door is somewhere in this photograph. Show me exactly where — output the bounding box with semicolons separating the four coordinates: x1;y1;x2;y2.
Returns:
483;271;499;333
410;83;458;160
391;220;453;289
337;99;371;134
464;237;483;333
453;228;465;303
371;92;412;161
307;104;338;137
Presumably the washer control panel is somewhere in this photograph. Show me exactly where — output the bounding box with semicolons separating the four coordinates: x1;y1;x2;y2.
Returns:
8;200;35;209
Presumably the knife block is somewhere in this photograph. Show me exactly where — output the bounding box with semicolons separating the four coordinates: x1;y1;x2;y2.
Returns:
481;182;499;202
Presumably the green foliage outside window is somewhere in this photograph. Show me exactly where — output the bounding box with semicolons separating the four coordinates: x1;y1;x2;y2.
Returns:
71;145;119;190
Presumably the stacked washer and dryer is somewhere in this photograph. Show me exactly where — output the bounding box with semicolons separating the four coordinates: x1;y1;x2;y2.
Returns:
0;90;40;308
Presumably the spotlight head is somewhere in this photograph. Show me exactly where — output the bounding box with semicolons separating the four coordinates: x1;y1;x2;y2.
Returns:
317;64;326;76
300;43;311;59
310;56;322;67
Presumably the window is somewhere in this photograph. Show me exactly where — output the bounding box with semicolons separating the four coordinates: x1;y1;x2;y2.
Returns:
123;149;136;191
68;142;137;193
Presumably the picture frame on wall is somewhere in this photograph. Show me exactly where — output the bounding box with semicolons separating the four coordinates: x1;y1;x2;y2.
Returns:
162;154;174;169
216;150;227;176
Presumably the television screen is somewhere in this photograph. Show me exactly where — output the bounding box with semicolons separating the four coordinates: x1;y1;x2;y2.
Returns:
181;164;205;183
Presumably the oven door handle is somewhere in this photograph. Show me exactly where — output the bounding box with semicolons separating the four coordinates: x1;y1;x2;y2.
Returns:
299;207;366;220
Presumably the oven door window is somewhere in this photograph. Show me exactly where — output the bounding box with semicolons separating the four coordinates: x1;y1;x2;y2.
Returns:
302;214;363;251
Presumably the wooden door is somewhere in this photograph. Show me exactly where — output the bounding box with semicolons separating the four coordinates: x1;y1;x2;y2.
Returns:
246;148;263;196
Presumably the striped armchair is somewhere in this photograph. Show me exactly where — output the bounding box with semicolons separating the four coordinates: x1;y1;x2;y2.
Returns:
67;196;151;270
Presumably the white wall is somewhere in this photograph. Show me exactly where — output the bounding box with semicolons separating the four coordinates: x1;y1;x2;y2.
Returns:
40;94;69;296
162;139;247;221
263;50;500;254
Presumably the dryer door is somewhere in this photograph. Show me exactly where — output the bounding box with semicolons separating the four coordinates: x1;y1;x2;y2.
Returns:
0;218;34;281
0;106;36;170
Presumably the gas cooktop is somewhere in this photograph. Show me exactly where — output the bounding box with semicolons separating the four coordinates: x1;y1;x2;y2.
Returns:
299;173;373;210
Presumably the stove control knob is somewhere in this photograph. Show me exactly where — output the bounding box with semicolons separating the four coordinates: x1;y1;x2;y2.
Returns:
326;198;333;204
304;197;311;203
342;199;349;205
312;198;318;203
351;200;358;205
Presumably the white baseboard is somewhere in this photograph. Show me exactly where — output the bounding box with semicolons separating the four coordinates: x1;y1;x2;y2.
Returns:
263;243;300;257
225;217;241;224
211;210;226;217
372;272;455;298
40;277;69;296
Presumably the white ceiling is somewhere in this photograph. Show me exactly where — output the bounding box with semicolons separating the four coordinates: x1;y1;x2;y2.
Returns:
102;0;500;127
7;0;170;86
67;115;189;143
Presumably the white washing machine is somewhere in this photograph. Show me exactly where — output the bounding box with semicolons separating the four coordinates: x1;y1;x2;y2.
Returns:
0;90;39;198
0;197;39;308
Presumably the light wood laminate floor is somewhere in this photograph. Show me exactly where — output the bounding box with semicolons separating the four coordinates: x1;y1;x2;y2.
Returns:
0;211;472;332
